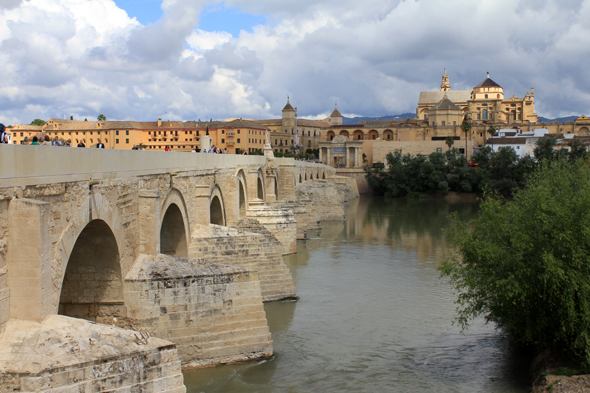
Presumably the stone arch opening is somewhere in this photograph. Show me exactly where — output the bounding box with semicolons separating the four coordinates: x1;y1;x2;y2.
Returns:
353;130;364;141
305;173;308;181
368;130;379;140
323;171;326;179
239;180;246;217
316;172;319;179
160;203;188;257
299;173;303;183
384;129;394;140
327;131;335;141
339;130;349;138
210;195;224;225
579;127;590;136
59;219;124;324
257;177;264;199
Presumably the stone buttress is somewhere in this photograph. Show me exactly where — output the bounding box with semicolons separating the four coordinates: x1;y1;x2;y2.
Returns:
124;254;273;368
188;225;296;302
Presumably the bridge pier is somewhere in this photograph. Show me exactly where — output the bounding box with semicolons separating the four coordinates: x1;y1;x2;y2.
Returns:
7;198;53;323
139;190;162;255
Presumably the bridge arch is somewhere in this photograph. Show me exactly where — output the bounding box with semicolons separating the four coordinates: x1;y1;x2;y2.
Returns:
210;185;226;226
257;169;265;200
237;169;248;218
52;190;128;316
160;188;190;258
58;219;124;324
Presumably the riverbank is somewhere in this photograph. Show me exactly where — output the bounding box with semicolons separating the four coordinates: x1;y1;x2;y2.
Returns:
534;374;590;392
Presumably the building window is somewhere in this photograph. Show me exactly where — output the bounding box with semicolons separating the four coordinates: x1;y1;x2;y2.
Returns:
442;121;446;126
308;140;311;147
222;138;225;143
126;130;129;135
485;94;488;99
116;130;119;135
237;138;240;143
116;139;119;144
453;121;457;126
436;148;443;153
237;130;240;134
126;139;129;143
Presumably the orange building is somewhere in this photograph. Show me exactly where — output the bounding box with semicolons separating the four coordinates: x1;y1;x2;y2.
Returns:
9;118;269;154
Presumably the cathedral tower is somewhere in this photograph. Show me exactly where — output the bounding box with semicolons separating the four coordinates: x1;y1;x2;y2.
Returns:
441;69;451;91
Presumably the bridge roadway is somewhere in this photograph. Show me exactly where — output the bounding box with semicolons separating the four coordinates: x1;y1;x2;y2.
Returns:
0;145;354;392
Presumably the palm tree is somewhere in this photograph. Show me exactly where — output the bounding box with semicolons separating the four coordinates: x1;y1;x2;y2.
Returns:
461;120;472;158
445;136;455;151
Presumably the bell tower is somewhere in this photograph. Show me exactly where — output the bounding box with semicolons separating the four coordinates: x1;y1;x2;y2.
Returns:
441;69;451;92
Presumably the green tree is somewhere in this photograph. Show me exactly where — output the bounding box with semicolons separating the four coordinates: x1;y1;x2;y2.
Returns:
97;114;106;121
440;159;590;363
534;137;557;162
567;139;588;163
30;119;46;126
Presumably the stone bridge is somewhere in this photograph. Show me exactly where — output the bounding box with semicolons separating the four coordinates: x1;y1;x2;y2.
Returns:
0;145;358;392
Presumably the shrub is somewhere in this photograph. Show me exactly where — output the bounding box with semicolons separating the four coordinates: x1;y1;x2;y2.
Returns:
440;159;590;362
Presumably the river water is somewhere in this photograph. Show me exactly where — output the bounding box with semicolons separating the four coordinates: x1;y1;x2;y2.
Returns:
184;196;531;392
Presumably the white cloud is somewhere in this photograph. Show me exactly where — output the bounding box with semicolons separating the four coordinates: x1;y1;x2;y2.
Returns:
1;0;590;126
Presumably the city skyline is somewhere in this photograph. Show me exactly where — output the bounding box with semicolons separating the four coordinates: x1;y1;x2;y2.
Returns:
1;0;589;125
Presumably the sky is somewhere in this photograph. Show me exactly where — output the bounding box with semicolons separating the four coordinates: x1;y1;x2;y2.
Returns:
0;0;589;125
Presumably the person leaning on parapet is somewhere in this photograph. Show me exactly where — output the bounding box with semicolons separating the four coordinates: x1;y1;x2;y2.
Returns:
41;135;51;146
53;136;62;146
96;139;105;148
0;125;11;144
64;139;71;147
31;136;39;145
77;139;85;148
22;136;29;145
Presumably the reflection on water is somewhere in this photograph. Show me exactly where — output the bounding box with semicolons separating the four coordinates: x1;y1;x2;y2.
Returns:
184;197;530;393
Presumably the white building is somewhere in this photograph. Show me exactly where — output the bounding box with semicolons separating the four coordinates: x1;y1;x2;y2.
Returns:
486;128;549;158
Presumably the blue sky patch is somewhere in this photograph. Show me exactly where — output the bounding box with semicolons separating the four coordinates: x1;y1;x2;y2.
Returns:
113;0;267;36
199;4;267;37
114;0;162;25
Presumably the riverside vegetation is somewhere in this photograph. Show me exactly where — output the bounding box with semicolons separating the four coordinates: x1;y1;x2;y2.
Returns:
364;138;587;198
366;139;590;386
